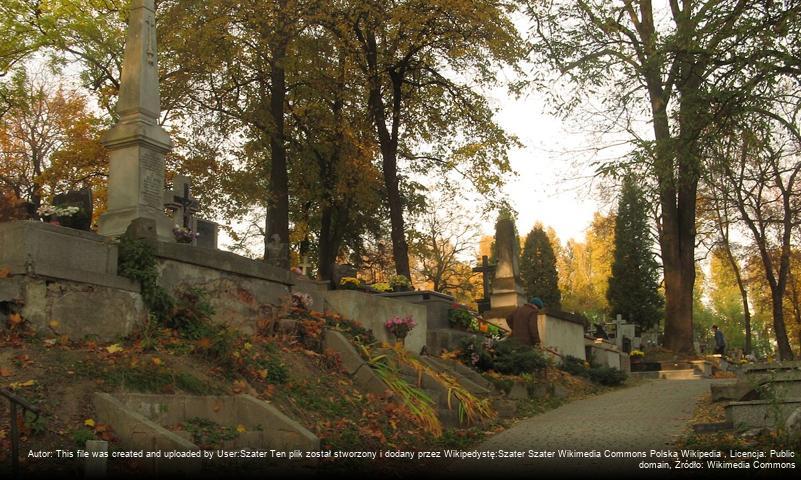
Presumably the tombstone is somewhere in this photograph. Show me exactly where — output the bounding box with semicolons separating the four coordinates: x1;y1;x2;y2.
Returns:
195;219;219;249
53;188;93;230
333;264;358;285
265;234;289;269
472;255;496;314
489;216;526;311
97;0;175;242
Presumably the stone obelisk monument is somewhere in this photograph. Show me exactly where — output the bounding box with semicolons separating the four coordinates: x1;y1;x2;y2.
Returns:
483;214;526;323
98;0;175;242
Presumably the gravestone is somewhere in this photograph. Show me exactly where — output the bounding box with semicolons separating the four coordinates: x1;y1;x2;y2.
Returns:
97;0;175;242
195;219;219;249
489;216;525;311
265;234;289;269
333;263;358;285
53;188;93;230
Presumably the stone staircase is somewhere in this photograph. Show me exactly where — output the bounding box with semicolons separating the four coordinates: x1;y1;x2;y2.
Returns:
630;360;710;380
379;348;499;428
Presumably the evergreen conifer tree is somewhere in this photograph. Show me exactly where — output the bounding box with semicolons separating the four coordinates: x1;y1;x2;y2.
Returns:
607;176;664;328
520;225;561;308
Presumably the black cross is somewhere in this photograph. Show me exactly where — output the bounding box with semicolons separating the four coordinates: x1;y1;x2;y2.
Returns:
173;182;199;229
472;255;496;301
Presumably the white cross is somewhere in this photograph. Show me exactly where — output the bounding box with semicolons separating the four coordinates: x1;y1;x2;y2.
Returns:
299;256;312;276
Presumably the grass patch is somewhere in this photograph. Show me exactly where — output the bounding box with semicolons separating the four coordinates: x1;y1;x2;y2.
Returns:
104;366;216;395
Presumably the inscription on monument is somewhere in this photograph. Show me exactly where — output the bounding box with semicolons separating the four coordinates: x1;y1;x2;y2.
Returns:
140;150;163;208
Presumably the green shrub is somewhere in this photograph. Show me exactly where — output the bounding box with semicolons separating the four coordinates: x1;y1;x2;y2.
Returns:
588;366;627;386
457;336;496;371
492;340;547;375
559;355;627;386
170;287;215;330
448;307;474;330
118;235;173;322
458;337;547;374
560;355;589;377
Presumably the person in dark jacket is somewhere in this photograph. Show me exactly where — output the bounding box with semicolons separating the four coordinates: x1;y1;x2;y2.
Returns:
712;325;726;355
505;297;543;346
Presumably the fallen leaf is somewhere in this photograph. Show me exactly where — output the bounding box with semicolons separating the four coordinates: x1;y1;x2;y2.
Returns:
0;267;9;278
257;369;268;380
9;380;36;390
43;339;57;347
151;357;162;366
232;380;247;394
48;320;60;330
8;313;22;326
236;424;247;433
105;344;123;354
0;368;12;377
84;419;96;428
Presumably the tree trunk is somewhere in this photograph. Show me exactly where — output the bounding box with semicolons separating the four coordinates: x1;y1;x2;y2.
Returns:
771;288;794;360
265;32;289;268
318;205;338;284
721;240;753;354
361;25;411;280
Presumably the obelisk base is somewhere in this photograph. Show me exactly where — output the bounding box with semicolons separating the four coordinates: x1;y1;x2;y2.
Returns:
98;206;175;242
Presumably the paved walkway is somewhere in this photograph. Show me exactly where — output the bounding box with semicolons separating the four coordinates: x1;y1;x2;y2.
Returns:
449;378;720;476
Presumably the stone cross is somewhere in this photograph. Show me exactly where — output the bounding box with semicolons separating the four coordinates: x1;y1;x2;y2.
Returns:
472;255;496;301
298;255;312;276
164;176;199;229
97;0;175;242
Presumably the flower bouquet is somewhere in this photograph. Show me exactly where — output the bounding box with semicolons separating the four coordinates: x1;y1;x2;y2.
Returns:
385;314;416;343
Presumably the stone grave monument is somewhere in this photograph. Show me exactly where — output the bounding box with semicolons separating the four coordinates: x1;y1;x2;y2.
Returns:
163;175;219;249
483;215;525;321
97;0;175;242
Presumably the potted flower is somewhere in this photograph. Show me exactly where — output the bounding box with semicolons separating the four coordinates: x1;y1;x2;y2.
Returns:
173;225;198;243
388;274;412;292
385;315;416;345
37;204;80;226
629;349;645;369
338;277;362;290
371;282;393;293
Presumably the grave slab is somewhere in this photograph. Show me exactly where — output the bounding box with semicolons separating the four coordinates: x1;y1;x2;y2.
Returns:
725;398;801;429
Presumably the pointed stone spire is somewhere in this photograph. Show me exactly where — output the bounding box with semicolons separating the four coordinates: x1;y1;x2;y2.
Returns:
116;0;162;124
98;0;175;242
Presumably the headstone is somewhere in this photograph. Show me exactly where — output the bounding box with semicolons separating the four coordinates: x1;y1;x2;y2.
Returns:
489;216;525;310
52;188;93;230
97;0;175;242
195;219;219;249
333;263;358;285
265;234;289;269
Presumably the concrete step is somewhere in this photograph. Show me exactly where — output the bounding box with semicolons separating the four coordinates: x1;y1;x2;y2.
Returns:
659;369;703;380
630;369;703;380
424;356;495;390
725;397;801;429
418;357;493;396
